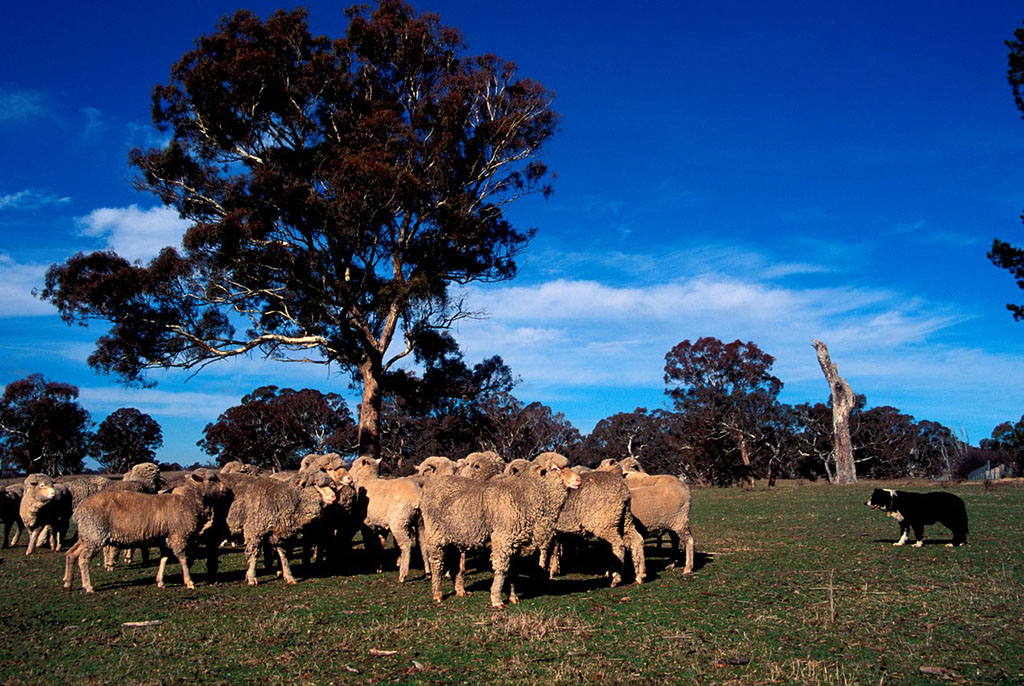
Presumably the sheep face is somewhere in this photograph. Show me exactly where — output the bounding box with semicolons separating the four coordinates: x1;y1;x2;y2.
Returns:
457;452;504;480
619;457;645;474
300;470;340;505
595;459;624;477
188;469;227;502
349;457;381;480
415;456;455;478
23;474;57;503
532;452;570;470
529;463;582;490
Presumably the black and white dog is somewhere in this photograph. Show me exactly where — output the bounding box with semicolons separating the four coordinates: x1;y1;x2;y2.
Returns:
865;488;968;547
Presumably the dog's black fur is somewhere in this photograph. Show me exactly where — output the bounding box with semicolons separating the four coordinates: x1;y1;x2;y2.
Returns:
865;488;968;547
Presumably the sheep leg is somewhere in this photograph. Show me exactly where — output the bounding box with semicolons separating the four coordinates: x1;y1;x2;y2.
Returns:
103;546;117;571
275;546;297;584
177;552;195;590
546;539;562;578
599;532;626;588
428;544;446;603
506;555;520;605
263;544;280;577
25;528;40;555
450;548;470;597
76;543;100;593
156;556;169;588
392;526;414;583
665;531;680;569
624;523;646;584
166;540;195;590
5;521;22;548
416;520;431;578
63;540;83;590
489;543;513;609
682;527;695;575
244;541;261;586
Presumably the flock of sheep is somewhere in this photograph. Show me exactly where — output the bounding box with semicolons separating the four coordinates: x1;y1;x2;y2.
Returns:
0;451;695;609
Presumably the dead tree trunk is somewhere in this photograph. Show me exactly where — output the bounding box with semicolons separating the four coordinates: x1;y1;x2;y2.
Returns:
812;340;857;485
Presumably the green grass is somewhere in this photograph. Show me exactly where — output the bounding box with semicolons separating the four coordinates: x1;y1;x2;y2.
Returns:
1;480;1021;684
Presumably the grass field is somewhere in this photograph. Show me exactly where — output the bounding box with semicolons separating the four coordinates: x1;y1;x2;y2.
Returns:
1;479;1021;685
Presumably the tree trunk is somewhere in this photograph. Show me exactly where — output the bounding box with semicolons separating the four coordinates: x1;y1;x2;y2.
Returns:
811;340;857;485
736;435;756;489
357;358;383;461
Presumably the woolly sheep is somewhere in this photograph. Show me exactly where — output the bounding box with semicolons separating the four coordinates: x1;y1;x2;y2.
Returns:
533;452;646;586
57;475;112;510
414;456;457;479
281;457;363;570
456;451;505;480
420;462;582;608
597;459;695;574
220;470;340;585
299;453;348;483
101;463;167;568
503;459;532;477
20;474;72;555
63;469;227;592
220;460;265;476
348;457;425;583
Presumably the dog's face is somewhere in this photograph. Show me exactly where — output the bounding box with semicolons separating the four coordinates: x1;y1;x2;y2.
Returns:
865;488;896;511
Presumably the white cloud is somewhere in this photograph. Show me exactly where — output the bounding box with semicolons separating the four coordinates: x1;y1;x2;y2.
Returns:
77;204;188;263
0;87;48;123
0;254;53;317
453;269;987;425
0;189;71;210
78;386;241;420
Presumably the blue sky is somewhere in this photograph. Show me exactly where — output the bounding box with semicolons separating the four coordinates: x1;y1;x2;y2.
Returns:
2;1;1024;466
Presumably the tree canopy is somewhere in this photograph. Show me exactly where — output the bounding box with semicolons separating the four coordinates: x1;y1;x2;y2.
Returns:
990;21;1024;319
199;385;356;471
664;337;783;486
0;373;92;475
40;0;558;460
91;407;163;473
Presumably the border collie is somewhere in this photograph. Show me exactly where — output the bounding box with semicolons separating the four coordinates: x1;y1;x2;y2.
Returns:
865;488;968;547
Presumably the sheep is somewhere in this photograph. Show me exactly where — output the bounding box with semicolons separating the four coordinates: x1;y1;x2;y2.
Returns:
456;451;505;480
596;459;695;574
532;452;646;586
19;474;72;555
420;462;582;608
101;463;167;568
57;475;112;510
286;456;364;570
504;459;533;477
220;460;265;476
348;457;425;583
1;485;24;547
220;470;340;585
298;453;349;488
62;469;227;592
414;456;457;479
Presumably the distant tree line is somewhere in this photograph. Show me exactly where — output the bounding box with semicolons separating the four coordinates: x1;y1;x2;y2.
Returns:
3;334;1021;482
0;373;163;476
